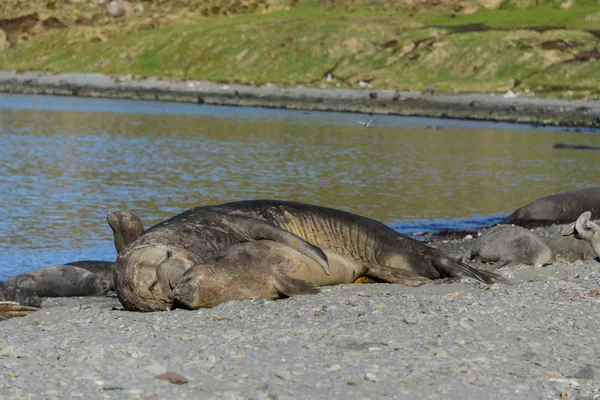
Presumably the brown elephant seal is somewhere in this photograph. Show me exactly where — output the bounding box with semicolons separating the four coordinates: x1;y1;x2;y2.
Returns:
108;210;145;254
5;265;110;298
173;240;430;309
115;210;331;312
544;211;600;261
209;200;503;283
501;187;600;226
463;225;552;270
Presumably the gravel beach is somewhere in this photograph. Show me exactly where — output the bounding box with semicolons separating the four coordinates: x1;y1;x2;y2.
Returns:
1;226;599;400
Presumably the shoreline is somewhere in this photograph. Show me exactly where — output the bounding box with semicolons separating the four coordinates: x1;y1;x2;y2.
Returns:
1;71;600;127
1;229;599;399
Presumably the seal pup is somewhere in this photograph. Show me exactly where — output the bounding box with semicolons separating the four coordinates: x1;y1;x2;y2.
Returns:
0;281;42;308
463;225;552;270
544;211;600;261
5;265;110;298
207;200;503;284
173;240;430;309
115;210;331;312
501;187;600;226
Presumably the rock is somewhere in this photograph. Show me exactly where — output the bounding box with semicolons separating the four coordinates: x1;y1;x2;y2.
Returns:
155;372;188;384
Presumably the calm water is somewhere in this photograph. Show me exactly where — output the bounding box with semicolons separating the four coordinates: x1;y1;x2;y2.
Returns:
1;93;599;279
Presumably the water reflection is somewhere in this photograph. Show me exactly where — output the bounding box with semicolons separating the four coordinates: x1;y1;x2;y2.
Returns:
0;94;598;279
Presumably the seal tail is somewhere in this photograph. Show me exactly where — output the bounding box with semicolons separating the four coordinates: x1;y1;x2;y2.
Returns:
434;257;510;285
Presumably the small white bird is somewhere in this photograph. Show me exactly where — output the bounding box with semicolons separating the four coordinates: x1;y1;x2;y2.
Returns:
352;116;382;128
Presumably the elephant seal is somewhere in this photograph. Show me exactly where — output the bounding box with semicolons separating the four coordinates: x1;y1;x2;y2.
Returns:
64;261;116;291
463;225;552;270
209;200;503;282
108;210;145;254
173;240;431;309
0;281;42;308
115;210;331;311
5;265;110;297
501;187;600;226
544;211;600;261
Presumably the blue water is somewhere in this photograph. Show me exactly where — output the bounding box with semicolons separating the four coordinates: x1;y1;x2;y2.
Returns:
1;93;599;280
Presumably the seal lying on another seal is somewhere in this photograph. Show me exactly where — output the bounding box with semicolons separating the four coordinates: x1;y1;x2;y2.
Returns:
210;200;503;283
173;240;431;309
463;225;552;270
501;187;600;226
115;210;331;312
108;210;145;254
544;211;600;261
5;265;110;297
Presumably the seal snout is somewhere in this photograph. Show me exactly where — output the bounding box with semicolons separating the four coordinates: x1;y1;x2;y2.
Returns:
172;276;199;307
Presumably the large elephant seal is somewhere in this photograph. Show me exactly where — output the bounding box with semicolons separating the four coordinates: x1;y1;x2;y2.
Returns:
544;211;600;261
210;199;503;282
173;240;431;309
501;187;600;226
464;225;552;270
5;265;110;297
115;210;331;311
108;210;145;254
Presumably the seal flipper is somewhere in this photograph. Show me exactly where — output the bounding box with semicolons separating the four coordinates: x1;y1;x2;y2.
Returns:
433;257;511;285
0;302;39;320
217;213;331;275
273;275;320;299
362;263;430;286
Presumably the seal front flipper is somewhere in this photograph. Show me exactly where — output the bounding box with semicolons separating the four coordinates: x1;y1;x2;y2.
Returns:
273;275;320;299
361;263;431;287
216;213;331;275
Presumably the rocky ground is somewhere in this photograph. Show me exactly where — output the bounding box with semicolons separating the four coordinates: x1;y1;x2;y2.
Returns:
1;226;599;400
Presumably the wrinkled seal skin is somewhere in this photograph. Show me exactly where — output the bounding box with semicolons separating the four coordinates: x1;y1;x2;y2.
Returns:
173;240;431;309
5;265;110;298
501;187;600;226
464;225;552;269
209;199;503;284
115;209;330;312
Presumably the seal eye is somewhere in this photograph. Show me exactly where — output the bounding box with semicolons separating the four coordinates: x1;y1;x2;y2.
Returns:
166;251;173;259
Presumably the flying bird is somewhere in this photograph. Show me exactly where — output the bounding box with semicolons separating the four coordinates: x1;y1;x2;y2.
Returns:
353;116;383;128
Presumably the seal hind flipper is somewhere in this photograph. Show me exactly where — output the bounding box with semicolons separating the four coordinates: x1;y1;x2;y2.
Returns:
433;257;510;285
0;302;39;320
217;213;331;275
362;263;430;286
273;275;320;298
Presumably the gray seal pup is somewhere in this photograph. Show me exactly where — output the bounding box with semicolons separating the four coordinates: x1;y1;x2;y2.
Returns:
501;187;600;226
173;240;431;309
544;211;600;261
463;225;552;270
0;281;42;308
115;210;331;312
5;265;110;297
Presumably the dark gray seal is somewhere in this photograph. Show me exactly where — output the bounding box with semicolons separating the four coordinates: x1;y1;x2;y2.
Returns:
501;187;600;226
464;225;552;270
173;240;430;309
115;209;331;311
0;281;42;308
5;265;110;297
